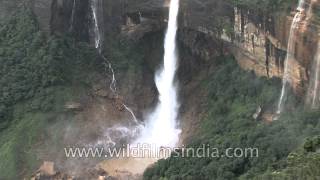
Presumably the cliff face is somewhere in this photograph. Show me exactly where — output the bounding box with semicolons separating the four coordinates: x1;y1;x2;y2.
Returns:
177;0;320;99
0;0;54;32
232;0;320;98
50;0;90;40
2;0;320;178
1;0;319;99
0;0;23;21
0;0;90;40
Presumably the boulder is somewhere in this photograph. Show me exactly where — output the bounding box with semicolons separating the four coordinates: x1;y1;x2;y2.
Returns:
65;102;83;111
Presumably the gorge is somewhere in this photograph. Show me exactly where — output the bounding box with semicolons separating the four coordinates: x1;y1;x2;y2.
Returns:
0;0;320;179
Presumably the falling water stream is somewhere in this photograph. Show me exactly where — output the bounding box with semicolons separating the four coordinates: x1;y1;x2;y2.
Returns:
91;0;181;154
276;0;306;115
69;0;76;32
91;0;138;124
134;0;181;148
311;40;320;108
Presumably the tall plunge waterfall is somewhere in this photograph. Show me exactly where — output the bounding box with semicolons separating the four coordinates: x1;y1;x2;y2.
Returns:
276;0;306;115
135;0;181;147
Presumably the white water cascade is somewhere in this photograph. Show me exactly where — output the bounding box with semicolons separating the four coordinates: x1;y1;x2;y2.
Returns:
310;40;320;108
69;0;76;32
91;0;138;124
276;0;306;115
135;0;181;148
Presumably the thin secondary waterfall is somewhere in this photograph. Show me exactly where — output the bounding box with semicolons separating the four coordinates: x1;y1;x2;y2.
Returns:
135;0;181;147
310;40;320;108
91;0;103;52
69;0;76;32
91;0;138;124
276;0;305;115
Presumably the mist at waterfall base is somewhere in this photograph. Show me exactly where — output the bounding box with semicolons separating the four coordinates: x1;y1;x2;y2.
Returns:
276;0;305;115
134;0;181;149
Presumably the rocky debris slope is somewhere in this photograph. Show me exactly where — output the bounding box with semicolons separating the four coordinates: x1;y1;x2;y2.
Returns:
30;161;120;180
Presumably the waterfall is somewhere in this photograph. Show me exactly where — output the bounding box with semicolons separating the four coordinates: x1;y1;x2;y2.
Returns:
135;0;181;148
276;0;305;115
69;0;76;32
91;0;102;51
310;40;320;108
91;0;138;124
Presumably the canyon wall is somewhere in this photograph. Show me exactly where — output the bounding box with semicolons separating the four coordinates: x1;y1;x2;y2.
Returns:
0;0;90;39
1;0;319;98
232;0;320;98
176;0;320;99
0;0;55;32
177;0;320;100
110;0;318;101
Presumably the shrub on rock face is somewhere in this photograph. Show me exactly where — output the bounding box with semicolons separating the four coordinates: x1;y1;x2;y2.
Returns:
304;136;320;152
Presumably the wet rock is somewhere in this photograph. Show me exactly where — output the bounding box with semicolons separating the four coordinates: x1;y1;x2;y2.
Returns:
93;84;113;99
121;18;163;41
253;106;262;120
31;161;74;180
113;95;125;111
65;102;83;111
39;161;56;176
87;167;109;180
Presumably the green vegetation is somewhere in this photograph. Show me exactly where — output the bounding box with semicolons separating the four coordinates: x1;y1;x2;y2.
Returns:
257;136;320;179
0;7;102;179
104;32;164;76
0;85;84;179
143;57;320;180
231;0;296;13
1;1;319;179
104;36;145;73
0;6;158;179
0;6;101;125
